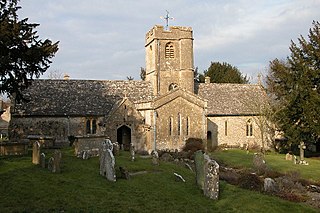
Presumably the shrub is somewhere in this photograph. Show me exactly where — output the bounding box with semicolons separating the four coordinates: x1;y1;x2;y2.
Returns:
238;172;263;191
182;138;204;154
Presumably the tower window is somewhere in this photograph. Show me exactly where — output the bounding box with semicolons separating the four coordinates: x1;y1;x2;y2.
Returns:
246;119;253;137
165;43;174;58
169;83;178;91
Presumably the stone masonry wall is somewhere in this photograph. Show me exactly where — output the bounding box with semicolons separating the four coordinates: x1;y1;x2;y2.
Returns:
207;116;265;148
155;96;205;150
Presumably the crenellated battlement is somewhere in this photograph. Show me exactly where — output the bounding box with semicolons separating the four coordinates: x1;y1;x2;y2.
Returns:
145;25;193;46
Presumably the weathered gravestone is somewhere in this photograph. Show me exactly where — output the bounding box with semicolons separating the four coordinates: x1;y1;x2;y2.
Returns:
194;150;205;190
298;141;308;165
113;142;120;156
52;150;62;173
119;166;130;180
253;153;267;174
285;152;293;161
40;153;46;168
81;150;90;160
203;154;219;200
47;157;54;172
32;141;41;165
264;178;279;193
151;150;159;166
130;144;135;162
99;140;116;181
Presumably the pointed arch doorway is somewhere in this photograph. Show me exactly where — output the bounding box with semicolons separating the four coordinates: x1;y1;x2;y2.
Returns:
117;125;131;151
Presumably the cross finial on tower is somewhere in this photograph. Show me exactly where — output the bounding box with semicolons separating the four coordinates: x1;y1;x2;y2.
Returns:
160;10;174;30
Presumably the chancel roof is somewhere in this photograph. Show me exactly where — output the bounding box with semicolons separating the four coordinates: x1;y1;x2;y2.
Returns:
14;80;154;116
196;83;267;116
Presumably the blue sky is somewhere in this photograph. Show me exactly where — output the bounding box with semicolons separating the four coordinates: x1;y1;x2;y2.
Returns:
18;0;320;82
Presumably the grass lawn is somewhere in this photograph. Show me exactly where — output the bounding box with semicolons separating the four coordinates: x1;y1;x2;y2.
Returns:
211;149;320;182
0;148;318;212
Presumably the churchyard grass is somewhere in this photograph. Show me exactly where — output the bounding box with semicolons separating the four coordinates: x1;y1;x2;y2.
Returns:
211;149;320;182
0;148;317;212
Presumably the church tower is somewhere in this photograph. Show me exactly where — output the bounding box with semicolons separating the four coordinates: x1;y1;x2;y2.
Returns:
145;25;194;96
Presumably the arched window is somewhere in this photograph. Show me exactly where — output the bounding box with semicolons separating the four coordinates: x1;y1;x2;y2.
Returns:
169;116;173;136
246;119;253;136
186;116;190;136
86;120;91;134
168;83;178;91
225;120;228;136
165;42;174;58
86;118;97;135
177;113;181;136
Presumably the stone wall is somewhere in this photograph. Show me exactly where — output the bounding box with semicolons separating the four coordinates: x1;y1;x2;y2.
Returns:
207;115;266;148
9;116;105;143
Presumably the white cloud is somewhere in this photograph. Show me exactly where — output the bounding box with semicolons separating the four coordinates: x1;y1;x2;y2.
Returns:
17;0;320;81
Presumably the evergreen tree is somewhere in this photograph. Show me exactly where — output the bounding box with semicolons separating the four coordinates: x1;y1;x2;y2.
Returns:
0;0;59;102
198;62;249;84
267;21;320;146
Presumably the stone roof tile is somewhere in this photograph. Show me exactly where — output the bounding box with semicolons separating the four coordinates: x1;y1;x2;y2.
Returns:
196;83;267;115
14;80;154;116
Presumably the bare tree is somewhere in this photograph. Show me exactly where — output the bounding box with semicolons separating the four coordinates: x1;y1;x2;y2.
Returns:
47;70;63;79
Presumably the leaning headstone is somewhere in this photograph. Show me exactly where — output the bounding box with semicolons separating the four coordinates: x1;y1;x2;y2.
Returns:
40;153;46;168
264;178;279;193
32;141;41;165
113;142;120;156
130;144;135;162
151;150;159;165
285;153;293;161
194;150;205;190
52;150;62;173
203;154;219;200
100;141;116;181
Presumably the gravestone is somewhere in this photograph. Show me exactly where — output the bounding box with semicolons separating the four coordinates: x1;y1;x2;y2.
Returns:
130;144;135;162
298;141;308;165
119;166;130;180
105;139;113;151
100;140;116;181
32;141;41;165
253;153;267;174
82;150;90;160
194;150;205;190
40;153;46;168
264;178;279;193
203;154;219;200
52;150;62;173
47;157;54;171
113;142;120;156
285;153;293;161
151;150;159;165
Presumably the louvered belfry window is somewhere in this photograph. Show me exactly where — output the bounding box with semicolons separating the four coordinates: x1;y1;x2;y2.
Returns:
165;43;174;58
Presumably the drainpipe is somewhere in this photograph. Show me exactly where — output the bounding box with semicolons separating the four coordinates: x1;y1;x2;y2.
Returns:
153;110;157;150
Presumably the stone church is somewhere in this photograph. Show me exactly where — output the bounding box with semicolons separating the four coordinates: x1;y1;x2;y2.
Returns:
10;25;267;152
